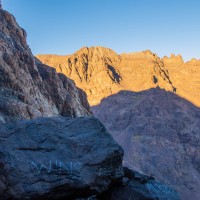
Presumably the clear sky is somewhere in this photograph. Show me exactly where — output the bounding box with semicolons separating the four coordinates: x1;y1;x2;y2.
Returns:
3;0;200;61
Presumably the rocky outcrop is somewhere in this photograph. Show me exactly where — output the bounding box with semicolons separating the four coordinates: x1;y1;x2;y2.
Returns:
0;116;124;199
37;48;175;106
162;54;184;66
0;9;91;123
92;88;200;200
98;167;180;200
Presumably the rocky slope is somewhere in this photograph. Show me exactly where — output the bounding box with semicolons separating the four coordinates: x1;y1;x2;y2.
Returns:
0;9;91;123
92;88;200;200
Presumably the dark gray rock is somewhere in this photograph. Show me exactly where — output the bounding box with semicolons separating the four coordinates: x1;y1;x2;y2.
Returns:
0;9;91;123
0;116;124;199
98;167;180;200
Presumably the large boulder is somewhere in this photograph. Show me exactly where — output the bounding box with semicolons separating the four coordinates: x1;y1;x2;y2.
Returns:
0;116;124;199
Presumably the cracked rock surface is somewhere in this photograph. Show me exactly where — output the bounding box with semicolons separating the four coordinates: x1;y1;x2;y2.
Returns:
0;116;124;199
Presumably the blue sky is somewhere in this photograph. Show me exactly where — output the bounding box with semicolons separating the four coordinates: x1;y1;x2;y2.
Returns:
3;0;200;61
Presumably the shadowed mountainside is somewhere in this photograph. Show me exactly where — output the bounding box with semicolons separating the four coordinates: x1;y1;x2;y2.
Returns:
37;47;200;107
92;88;200;200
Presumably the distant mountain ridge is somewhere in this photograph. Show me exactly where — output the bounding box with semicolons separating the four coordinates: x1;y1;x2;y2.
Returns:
37;47;200;107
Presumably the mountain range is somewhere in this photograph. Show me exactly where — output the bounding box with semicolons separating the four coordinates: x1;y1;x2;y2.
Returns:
37;47;200;107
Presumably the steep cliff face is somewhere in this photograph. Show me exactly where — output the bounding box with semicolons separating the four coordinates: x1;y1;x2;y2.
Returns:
92;88;200;200
0;9;91;123
37;48;175;106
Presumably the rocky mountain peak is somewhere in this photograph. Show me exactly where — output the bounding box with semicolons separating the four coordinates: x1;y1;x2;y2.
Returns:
162;54;184;66
74;46;121;63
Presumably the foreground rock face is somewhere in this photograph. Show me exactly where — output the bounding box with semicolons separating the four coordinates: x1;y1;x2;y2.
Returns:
92;88;200;200
0;116;124;199
98;167;180;200
0;9;91;123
